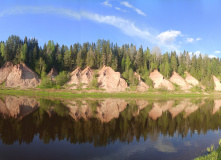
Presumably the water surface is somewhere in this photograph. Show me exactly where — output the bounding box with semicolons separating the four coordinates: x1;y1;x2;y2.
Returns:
0;95;221;160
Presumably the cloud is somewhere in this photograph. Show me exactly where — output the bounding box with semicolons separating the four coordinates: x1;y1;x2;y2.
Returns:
0;6;150;40
214;51;220;54
0;6;185;52
209;55;217;58
186;38;194;43
156;30;181;44
103;0;112;7
115;7;126;12
121;1;146;16
186;37;201;43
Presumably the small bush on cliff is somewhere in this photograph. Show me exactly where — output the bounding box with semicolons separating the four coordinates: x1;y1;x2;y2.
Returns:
55;71;70;86
89;74;98;89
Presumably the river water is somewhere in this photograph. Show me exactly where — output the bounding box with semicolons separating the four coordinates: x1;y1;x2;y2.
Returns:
0;95;220;160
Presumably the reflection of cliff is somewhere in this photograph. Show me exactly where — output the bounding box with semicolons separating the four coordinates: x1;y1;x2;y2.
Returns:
66;101;93;120
0;97;221;147
149;101;174;120
96;99;127;122
0;96;39;119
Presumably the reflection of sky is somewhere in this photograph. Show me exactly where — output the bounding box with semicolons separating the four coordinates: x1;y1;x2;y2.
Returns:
0;130;221;160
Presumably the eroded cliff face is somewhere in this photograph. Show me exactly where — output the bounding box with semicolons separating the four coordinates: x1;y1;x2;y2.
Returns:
47;67;58;81
66;67;94;89
213;75;221;91
98;66;128;92
5;63;40;88
0;62;13;84
134;72;149;91
149;69;175;90
0;96;39;119
184;71;199;87
170;71;190;90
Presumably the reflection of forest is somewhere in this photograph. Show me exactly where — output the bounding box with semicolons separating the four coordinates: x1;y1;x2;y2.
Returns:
0;95;221;146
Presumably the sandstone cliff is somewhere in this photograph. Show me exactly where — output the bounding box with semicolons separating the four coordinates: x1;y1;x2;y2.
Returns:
149;69;175;90
0;62;13;84
213;75;221;91
5;63;40;88
169;71;190;90
98;66;128;92
134;72;149;91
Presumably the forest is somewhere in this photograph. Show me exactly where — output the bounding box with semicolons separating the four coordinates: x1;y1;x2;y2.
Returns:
0;35;220;89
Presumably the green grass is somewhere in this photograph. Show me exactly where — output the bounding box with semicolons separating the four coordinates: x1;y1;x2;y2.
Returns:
194;139;221;160
0;87;212;99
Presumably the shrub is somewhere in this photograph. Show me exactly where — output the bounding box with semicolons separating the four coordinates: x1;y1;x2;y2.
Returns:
89;74;99;89
39;77;54;89
55;71;70;86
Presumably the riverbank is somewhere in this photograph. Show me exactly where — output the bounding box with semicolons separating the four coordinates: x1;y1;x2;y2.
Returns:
194;141;221;160
0;87;216;99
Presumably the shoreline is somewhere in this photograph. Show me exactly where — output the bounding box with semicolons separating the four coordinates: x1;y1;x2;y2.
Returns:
0;87;216;99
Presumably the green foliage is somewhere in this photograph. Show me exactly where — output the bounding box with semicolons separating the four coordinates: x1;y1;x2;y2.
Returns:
89;74;99;89
190;85;203;92
39;77;54;89
55;71;70;86
1;35;221;91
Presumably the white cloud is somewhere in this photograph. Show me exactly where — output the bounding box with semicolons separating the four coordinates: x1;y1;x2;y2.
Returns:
0;6;150;40
214;51;220;54
103;0;112;7
115;7;126;12
156;30;181;44
194;51;201;56
209;55;217;58
121;1;146;16
186;38;194;43
0;6;188;52
186;37;201;43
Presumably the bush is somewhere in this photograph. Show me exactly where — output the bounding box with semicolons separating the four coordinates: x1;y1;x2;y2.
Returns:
39;77;54;89
55;71;70;86
89;74;99;89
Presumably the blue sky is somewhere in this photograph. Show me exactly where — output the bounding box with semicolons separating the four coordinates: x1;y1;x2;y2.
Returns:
0;0;221;57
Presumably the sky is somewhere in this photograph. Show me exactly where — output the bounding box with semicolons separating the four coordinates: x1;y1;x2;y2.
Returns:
0;0;221;58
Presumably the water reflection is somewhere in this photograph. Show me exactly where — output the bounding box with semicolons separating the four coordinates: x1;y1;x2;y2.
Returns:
0;95;221;147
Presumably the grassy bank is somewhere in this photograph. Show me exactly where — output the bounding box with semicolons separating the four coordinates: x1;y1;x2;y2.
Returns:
194;140;221;160
0;87;214;99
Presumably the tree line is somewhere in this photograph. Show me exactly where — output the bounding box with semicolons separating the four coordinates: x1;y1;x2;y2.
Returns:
0;35;220;89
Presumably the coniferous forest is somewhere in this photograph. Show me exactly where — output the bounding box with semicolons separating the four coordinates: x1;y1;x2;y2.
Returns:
0;35;220;89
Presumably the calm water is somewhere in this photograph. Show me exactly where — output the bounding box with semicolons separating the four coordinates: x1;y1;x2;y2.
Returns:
0;95;221;160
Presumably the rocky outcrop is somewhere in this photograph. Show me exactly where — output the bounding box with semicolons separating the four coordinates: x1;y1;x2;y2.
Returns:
98;66;128;92
134;72;149;91
213;75;221;91
67;67;94;89
149;69;175;90
184;72;199;86
47;67;58;80
5;63;40;88
169;71;190;90
0;96;39;119
0;62;13;84
81;67;94;88
96;99;127;122
66;67;81;89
